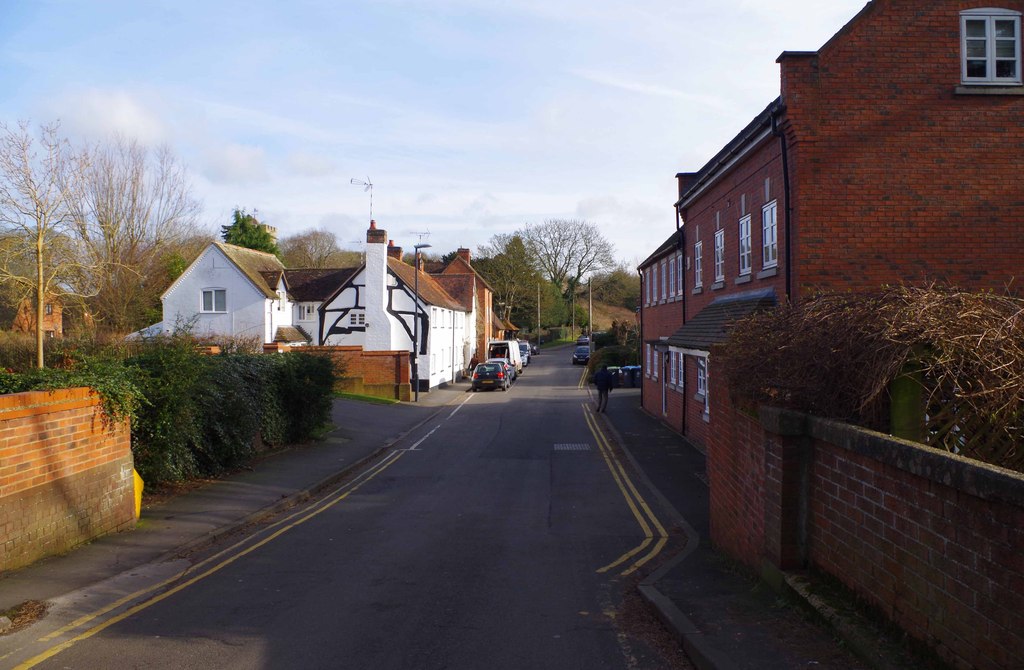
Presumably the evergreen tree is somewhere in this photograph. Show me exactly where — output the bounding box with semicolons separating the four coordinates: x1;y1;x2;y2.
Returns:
220;208;280;256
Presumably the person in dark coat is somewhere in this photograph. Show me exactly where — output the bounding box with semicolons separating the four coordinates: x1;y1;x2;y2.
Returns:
594;364;613;413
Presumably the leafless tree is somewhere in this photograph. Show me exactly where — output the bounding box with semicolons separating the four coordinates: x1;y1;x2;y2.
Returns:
520;219;615;299
280;227;361;268
68;137;202;334
0;122;89;367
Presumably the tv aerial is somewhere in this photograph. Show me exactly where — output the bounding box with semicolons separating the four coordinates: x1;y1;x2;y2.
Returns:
349;177;374;221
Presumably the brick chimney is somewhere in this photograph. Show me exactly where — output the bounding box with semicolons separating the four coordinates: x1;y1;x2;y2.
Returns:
387;240;403;260
456;248;471;263
366;219;387;245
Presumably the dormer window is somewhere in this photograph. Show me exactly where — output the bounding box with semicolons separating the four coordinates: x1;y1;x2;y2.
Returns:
961;8;1022;85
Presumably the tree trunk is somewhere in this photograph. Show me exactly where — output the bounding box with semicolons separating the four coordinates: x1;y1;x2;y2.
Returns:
36;234;44;369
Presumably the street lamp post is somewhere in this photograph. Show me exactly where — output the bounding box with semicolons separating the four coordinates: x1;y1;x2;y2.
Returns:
412;243;431;402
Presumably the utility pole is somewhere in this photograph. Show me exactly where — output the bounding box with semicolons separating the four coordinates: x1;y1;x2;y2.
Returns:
536;282;541;350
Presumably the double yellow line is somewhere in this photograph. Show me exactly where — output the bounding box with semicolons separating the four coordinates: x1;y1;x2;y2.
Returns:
582;405;668;576
13;449;408;670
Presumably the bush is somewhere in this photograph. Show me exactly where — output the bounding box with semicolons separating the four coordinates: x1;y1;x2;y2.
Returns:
0;331;337;487
125;338;336;485
719;286;1024;471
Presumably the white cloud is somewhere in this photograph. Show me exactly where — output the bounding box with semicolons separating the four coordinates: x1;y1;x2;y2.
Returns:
202;143;270;184
48;89;167;144
285;151;336;177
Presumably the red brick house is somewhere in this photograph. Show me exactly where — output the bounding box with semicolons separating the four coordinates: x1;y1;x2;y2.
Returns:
12;295;63;338
640;0;1024;448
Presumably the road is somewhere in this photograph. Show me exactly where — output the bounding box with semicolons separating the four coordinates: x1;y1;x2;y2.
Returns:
16;351;689;669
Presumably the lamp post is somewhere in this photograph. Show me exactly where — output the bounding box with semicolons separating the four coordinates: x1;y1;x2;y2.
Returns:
412;243;431;402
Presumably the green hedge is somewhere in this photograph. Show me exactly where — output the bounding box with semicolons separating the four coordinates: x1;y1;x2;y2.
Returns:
0;336;335;487
125;341;335;484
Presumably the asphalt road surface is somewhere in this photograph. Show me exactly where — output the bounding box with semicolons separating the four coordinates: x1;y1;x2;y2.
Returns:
22;352;688;669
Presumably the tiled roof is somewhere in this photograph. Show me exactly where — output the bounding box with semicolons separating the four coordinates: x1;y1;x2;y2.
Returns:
274;326;311;343
214;243;285;299
666;288;777;351
676;97;784;208
388;258;463;311
284;268;359;302
639;228;684;270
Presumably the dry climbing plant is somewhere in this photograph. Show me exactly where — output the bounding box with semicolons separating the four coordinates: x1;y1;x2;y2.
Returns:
719;286;1024;472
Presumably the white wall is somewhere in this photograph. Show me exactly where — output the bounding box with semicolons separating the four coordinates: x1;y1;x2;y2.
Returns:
162;246;271;342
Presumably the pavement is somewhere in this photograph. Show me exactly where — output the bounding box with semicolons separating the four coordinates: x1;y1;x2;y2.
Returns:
0;357;919;670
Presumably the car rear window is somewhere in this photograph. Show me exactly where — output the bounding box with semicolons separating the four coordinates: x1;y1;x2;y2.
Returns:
478;363;500;372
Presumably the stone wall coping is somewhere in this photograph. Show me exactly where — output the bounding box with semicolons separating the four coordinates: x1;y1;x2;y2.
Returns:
759;405;1024;508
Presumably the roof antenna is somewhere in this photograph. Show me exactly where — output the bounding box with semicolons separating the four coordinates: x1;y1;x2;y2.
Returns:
349;177;373;221
409;230;431;244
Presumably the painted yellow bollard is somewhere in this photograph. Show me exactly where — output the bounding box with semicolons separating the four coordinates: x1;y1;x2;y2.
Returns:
133;469;144;519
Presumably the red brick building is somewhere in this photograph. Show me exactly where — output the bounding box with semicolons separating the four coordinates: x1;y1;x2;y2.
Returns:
640;0;1024;447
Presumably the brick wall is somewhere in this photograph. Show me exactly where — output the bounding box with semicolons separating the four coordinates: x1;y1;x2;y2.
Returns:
302;346;411;401
708;363;1024;670
781;0;1024;297
0;388;135;573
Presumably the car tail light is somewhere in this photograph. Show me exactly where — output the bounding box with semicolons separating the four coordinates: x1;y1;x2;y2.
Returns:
473;373;479;379
497;372;504;379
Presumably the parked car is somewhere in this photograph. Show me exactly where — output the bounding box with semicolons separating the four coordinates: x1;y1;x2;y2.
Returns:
571;345;590;365
485;357;516;381
471;362;509;391
576;336;590;346
518;341;531;367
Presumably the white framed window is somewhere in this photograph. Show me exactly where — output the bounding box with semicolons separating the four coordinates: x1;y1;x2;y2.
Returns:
961;9;1022;84
660;260;667;300
645;344;652;377
738;215;752;276
696;357;707;396
302;304;316;318
676;253;684;294
668;255;676;298
694;242;703;288
653;347;659;380
762;201;778;268
714;229;725;282
201;288;226;313
644;268;651;305
676;352;684;390
696;356;710;418
652;266;659;302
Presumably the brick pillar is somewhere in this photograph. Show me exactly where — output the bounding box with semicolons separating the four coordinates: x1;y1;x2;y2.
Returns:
759;406;811;570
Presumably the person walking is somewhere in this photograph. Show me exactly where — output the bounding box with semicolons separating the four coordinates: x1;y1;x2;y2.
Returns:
594;364;613;413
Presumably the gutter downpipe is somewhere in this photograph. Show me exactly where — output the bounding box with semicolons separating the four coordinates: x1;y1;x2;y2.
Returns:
771;110;793;301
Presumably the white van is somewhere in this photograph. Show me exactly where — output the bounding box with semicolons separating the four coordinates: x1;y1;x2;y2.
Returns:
487;340;523;374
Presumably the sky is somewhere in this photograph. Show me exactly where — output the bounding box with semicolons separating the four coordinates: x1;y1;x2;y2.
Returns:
0;0;868;267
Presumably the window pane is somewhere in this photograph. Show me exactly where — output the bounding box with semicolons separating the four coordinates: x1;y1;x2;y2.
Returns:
996;60;1017;77
214;290;226;311
966;40;988;58
965;19;987;38
996;39;1016;58
995;20;1016;38
967;60;988;77
203;292;213;311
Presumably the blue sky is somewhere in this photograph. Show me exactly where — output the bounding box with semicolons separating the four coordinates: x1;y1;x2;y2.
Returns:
0;0;867;265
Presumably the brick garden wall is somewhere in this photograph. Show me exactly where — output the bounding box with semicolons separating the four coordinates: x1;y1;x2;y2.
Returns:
301;346;411;401
0;388;135;573
707;365;1024;670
